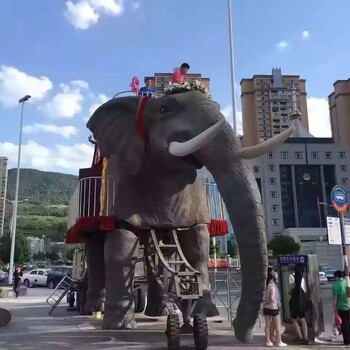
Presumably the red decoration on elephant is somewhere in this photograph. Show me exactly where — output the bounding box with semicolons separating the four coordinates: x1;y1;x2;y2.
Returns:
136;96;149;140
130;76;140;92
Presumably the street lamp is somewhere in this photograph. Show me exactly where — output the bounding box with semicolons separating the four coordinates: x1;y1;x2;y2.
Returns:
227;0;238;137
8;94;31;283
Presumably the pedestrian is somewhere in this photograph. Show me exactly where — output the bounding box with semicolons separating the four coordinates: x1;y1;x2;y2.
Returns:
13;266;23;298
263;268;287;347
288;266;309;344
332;270;350;345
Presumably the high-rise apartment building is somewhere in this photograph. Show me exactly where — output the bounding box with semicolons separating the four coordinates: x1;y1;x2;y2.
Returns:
328;78;350;147
240;68;309;147
145;72;210;95
0;157;8;237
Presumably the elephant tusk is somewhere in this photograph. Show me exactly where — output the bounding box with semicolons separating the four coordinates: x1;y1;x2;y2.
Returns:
240;126;295;159
168;120;225;157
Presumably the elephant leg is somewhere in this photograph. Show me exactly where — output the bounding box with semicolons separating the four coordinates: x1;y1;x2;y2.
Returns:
178;224;219;317
103;229;139;329
144;231;180;317
84;235;105;313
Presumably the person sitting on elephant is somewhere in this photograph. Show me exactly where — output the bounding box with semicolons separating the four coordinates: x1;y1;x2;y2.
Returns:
172;62;190;84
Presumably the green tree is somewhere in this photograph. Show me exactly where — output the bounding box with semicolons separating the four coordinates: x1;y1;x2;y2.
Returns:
209;239;221;257
0;231;31;264
267;235;300;257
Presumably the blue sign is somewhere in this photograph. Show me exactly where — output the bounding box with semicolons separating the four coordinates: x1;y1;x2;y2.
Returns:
277;255;308;266
331;186;349;213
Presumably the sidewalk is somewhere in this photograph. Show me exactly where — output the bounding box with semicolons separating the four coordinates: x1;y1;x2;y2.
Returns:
0;290;344;350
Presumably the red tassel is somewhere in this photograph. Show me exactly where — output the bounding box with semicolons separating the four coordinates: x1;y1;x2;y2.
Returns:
136;96;149;140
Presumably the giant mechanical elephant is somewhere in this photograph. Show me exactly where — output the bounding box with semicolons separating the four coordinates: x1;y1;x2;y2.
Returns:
85;90;294;342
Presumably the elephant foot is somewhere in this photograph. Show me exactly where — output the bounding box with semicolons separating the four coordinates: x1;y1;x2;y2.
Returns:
191;290;220;318
85;299;105;313
144;300;181;317
102;312;137;330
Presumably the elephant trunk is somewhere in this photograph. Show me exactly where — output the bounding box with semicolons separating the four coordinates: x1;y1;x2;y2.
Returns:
196;126;268;343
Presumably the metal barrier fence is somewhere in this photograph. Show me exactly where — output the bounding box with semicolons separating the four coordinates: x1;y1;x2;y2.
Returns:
209;260;262;329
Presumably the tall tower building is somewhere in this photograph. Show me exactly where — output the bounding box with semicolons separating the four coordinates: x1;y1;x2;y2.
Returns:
145;72;210;95
240;68;309;147
328;78;350;147
0;157;8;237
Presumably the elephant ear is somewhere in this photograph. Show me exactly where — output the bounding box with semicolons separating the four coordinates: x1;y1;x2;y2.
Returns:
86;96;144;174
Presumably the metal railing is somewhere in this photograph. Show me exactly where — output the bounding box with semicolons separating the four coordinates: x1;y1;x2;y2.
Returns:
67;176;117;229
209;261;263;329
112;90;164;99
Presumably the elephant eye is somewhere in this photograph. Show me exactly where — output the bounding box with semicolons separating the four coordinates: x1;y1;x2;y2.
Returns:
160;105;169;114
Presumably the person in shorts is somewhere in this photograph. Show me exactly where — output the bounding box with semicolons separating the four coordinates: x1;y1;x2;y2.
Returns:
263;268;287;347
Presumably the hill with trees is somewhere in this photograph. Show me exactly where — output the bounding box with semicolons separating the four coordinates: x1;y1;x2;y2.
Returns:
1;169;79;262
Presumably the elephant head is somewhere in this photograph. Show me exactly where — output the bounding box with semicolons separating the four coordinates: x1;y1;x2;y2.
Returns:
87;90;294;342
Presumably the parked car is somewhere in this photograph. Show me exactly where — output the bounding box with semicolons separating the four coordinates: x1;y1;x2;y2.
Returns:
325;269;337;281
21;269;52;287
46;266;73;289
319;271;328;285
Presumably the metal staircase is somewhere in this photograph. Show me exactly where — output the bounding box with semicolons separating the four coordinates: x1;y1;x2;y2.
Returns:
46;276;73;315
148;229;203;301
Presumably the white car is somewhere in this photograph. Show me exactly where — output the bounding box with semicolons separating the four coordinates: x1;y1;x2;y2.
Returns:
21;269;51;288
319;271;328;285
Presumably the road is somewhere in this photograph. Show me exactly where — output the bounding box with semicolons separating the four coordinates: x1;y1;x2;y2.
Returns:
0;278;343;349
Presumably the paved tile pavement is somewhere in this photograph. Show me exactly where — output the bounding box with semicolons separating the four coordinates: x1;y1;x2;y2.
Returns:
0;289;346;350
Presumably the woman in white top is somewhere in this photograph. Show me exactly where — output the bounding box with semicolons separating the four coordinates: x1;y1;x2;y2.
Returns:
263;269;287;347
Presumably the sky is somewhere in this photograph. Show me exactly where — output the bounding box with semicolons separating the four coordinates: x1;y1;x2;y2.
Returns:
1;0;350;175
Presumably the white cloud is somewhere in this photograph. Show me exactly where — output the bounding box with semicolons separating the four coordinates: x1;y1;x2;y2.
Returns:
40;80;88;119
302;30;310;40
64;0;125;29
276;40;289;51
307;97;332;137
0;141;94;174
64;1;99;29
88;93;109;117
132;2;140;10
221;106;243;136
90;0;124;15
23;123;79;139
0;65;53;107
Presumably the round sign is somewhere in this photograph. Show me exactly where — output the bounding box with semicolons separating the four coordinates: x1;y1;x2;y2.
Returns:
331;186;349;213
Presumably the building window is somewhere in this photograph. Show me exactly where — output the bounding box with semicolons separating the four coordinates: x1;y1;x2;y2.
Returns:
311;151;318;159
272;219;280;226
341;178;349;185
267;151;274;159
269;165;276;172
294;151;303;159
270;191;277;198
339;152;346;159
281;151;288;159
324;151;332;159
271;205;279;212
269;178;277;185
340;165;348;172
253;166;260;173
